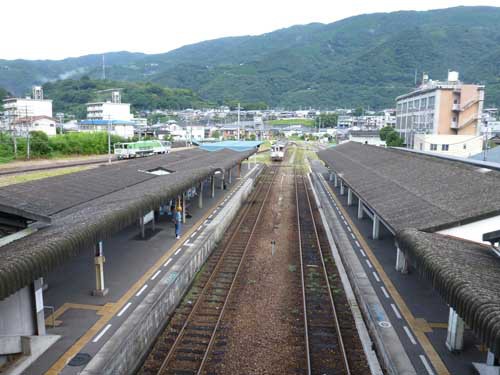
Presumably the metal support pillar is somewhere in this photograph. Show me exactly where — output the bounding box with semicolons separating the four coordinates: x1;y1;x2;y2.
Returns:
340;180;345;195
139;216;145;239
372;214;380;240
395;246;408;273
92;241;108;296
357;199;364;219
228;168;232;184
211;175;215;198
237;163;241;178
329;172;333;182
446;307;465;352
182;192;186;224
220;173;225;190
347;188;353;206
198;181;203;209
334;173;338;187
33;278;46;335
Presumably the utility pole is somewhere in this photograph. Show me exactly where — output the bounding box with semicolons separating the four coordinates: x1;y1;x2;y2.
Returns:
25;107;31;160
107;116;112;164
237;103;241;140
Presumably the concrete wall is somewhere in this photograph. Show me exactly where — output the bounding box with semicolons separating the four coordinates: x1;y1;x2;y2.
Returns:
0;286;36;337
81;168;261;375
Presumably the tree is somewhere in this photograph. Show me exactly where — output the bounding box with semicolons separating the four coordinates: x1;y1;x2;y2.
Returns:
353;107;364;117
212;130;221;139
379;126;393;141
316;113;338;128
386;131;404;147
29;131;51;156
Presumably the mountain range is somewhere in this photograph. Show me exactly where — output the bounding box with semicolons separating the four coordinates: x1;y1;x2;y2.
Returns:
1;6;500;109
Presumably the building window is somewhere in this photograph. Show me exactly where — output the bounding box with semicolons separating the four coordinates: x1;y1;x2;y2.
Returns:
419;143;423;151
441;144;449;151
430;144;437;151
428;96;435;108
420;98;427;109
463;144;467;150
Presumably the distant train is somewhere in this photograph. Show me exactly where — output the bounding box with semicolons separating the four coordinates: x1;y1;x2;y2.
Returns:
271;141;287;161
114;140;171;159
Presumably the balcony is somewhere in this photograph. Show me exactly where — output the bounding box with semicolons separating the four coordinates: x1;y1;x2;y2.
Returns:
452;103;461;111
451;121;458;129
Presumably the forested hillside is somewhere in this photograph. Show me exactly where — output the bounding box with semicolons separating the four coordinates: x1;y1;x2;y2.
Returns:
1;6;500;108
42;78;207;117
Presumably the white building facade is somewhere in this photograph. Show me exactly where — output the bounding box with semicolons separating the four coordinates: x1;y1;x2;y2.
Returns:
86;102;132;121
413;134;483;158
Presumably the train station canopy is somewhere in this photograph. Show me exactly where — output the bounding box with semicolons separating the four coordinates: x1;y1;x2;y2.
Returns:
398;229;500;356
199;141;263;152
0;148;254;300
318;142;500;233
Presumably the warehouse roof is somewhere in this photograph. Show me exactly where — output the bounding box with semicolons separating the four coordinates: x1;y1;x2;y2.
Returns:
0;148;253;300
318;142;500;232
199;141;263;152
397;229;500;356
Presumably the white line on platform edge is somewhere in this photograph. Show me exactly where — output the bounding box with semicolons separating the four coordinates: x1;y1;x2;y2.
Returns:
117;302;132;317
372;271;380;282
136;284;148;297
355;240;361;247
404;326;417;345
164;258;172;267
391;303;402;319
175;248;182;255
350;233;356;240
151;270;161;280
365;259;373;269
92;324;112;343
419;355;435;375
380;286;390;299
359;248;367;257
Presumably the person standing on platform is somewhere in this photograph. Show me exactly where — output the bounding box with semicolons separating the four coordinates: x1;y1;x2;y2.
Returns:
175;202;182;239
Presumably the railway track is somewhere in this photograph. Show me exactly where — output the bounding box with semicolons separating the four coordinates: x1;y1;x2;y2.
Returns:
140;165;278;375
295;172;369;374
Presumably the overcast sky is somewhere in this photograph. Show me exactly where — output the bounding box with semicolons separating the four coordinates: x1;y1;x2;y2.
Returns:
1;0;497;60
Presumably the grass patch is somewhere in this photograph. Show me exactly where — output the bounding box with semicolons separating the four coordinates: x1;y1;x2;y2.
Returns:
266;119;315;127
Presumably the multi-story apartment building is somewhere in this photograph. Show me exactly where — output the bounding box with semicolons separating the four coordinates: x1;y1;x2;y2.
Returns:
86;90;132;121
3;86;53;120
396;72;484;146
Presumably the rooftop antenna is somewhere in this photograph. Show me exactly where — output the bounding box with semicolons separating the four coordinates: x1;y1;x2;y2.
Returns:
414;69;418;87
102;55;106;80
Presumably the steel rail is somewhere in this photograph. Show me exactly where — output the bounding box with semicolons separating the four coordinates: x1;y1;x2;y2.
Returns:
196;165;278;374
156;165;277;375
297;171;352;375
294;168;312;375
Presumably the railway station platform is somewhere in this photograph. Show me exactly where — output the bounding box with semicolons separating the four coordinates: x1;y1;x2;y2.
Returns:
313;142;500;374
19;162;259;375
310;160;485;375
23;164;258;375
0;147;260;375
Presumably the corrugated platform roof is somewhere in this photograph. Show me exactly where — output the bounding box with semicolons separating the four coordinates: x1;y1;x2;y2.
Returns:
0;148;253;300
318;142;500;232
398;229;500;356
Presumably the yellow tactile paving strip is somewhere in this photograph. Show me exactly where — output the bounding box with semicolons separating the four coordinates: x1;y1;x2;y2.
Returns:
322;179;450;375
44;175;247;375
